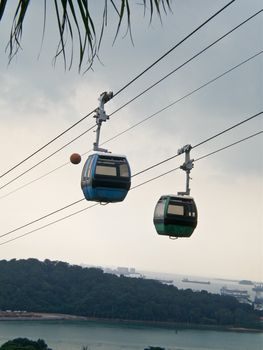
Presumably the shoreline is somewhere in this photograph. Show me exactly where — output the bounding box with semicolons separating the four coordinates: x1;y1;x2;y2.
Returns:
0;312;86;321
0;312;262;333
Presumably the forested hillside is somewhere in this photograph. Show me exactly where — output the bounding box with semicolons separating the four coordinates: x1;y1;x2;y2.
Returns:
0;259;261;329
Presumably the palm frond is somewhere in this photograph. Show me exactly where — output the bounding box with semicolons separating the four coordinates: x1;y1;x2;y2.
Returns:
2;0;173;72
0;0;8;21
37;0;47;60
6;0;31;62
53;0;68;70
76;0;96;71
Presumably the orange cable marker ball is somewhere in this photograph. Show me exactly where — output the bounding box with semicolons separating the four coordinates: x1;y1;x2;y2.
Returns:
70;153;81;165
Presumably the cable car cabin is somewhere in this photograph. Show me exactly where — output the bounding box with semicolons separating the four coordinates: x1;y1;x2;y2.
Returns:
153;195;198;238
81;153;131;203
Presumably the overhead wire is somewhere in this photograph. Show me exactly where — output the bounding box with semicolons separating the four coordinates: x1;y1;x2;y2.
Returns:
1;111;262;241
0;202;99;247
194;131;263;162
113;0;236;98
0;109;96;180
109;10;263;118
0;198;85;240
0;162;72;200
1;50;261;200
96;51;263;149
0;129;261;247
132;131;263;190
0;0;236;180
0;125;96;191
132;111;262;178
1;10;261;192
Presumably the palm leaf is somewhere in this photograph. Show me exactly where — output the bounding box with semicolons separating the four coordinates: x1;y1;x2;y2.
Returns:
97;0;108;51
2;0;173;72
112;0;126;44
7;0;31;61
37;0;47;59
76;0;96;71
0;0;8;21
53;0;68;70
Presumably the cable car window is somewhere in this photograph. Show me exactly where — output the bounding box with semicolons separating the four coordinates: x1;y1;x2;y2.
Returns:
87;162;93;178
82;164;88;179
82;158;92;179
168;204;184;216
154;201;165;218
95;165;117;176
86;157;96;179
119;163;129;177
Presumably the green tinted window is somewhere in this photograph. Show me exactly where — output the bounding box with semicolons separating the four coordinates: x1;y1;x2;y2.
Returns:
154;200;165;219
168;204;184;216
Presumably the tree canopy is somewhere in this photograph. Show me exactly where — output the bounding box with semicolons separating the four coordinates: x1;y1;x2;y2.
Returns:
0;0;173;72
0;258;262;330
0;338;52;350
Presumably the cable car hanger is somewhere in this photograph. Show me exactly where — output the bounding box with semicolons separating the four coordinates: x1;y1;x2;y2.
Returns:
93;91;113;153
79;92;131;204
153;144;198;239
177;144;194;196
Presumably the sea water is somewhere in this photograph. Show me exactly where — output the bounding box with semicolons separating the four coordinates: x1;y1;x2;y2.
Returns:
0;320;262;350
140;271;260;300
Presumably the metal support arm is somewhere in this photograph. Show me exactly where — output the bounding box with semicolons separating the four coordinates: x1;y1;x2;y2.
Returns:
177;144;194;196
93;91;113;152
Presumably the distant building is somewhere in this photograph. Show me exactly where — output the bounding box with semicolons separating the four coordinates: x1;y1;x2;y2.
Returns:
117;267;130;275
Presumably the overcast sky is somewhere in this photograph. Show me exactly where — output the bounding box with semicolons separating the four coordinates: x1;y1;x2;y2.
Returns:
0;0;262;281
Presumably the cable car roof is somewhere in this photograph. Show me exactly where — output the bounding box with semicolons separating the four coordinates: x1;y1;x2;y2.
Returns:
89;151;128;158
160;194;195;200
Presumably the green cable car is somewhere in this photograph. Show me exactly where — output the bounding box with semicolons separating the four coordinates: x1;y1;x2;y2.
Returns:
153;144;198;238
153;195;198;238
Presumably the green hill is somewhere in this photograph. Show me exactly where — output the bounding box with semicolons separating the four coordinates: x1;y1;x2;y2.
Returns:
0;258;261;329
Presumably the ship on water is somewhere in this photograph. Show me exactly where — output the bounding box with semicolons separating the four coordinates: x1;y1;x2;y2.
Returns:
220;286;251;304
152;278;174;284
182;278;210;285
252;283;263;292
238;279;253;285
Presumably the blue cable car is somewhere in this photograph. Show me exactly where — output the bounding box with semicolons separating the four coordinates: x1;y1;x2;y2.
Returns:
81;152;131;203
153;195;198;238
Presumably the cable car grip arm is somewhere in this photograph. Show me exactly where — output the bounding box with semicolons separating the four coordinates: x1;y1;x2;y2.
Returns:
93;91;113;152
177;144;194;196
